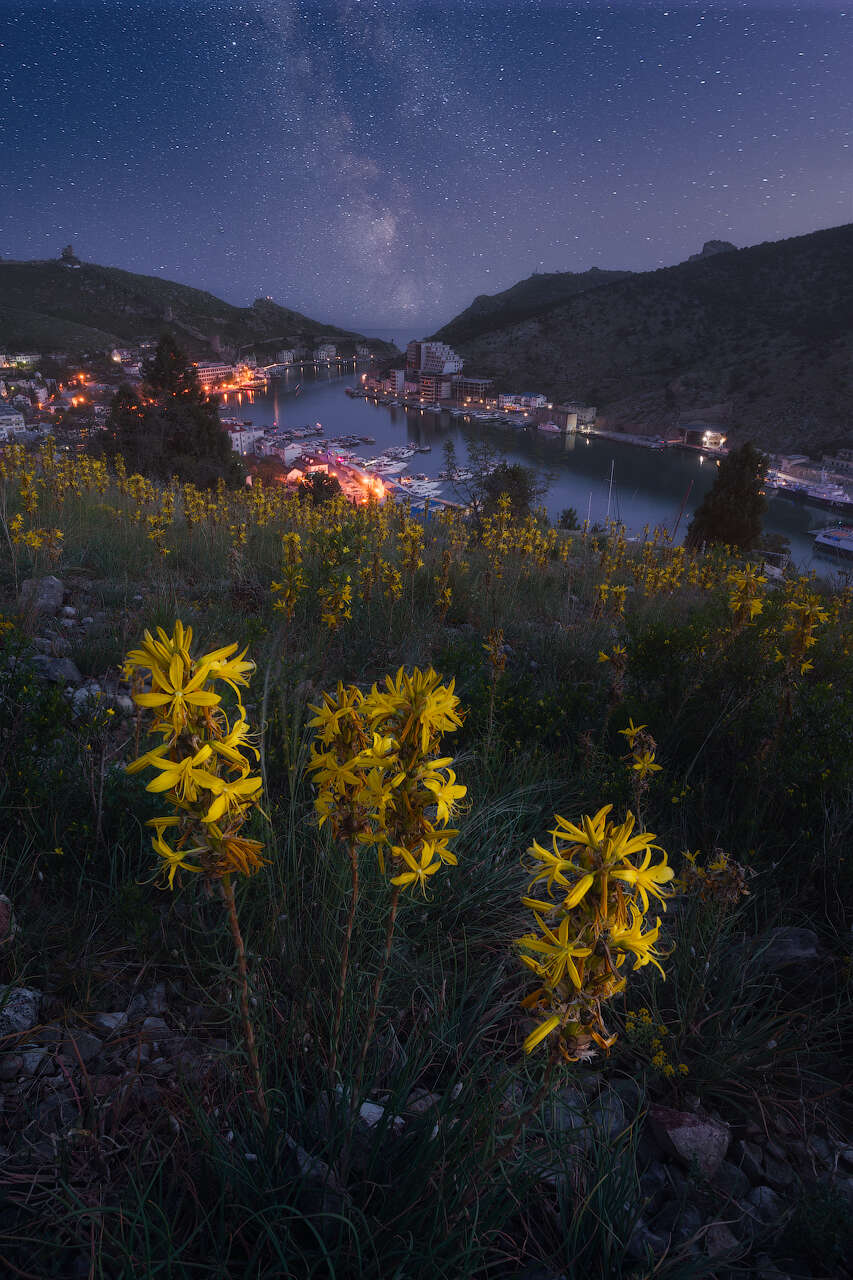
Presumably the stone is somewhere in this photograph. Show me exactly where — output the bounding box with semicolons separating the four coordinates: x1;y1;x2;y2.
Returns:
0;1054;23;1081
19;576;64;615
62;606;78;619
626;1216;669;1261
30;653;82;685
19;1047;49;1075
60;618;75;631
116;694;135;716
146;983;167;1016
405;1088;441;1115
712;1158;752;1201
0;986;42;1038
653;1200;703;1248
284;1135;348;1219
91;1011;127;1035
60;1032;103;1065
755;926;820;972
140;1017;172;1041
839;1146;853;1172
744;1185;783;1223
705;1222;741;1257
762;1153;794;1192
734;1139;765;1184
72;686;102;715
648;1105;731;1178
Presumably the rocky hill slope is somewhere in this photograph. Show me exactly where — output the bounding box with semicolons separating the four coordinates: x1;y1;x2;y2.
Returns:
0;259;394;358
432;224;853;455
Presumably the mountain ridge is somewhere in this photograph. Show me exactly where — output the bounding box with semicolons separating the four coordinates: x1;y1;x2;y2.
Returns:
0;258;395;357
430;223;853;454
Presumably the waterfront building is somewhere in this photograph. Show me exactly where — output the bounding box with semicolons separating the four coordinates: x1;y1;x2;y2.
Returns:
386;369;406;394
559;402;597;426
499;392;547;411
451;374;494;403
405;341;463;375
224;424;265;455
418;372;454;401
822;448;853;477
110;348;136;364
194;361;235;386
356;344;370;357
276;350;295;365
314;344;337;362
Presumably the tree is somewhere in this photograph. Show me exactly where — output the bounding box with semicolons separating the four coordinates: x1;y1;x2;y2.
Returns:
442;439;549;522
95;335;243;488
301;470;342;505
685;442;767;551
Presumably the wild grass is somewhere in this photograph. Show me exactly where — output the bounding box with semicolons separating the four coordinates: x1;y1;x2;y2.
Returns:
1;455;852;1276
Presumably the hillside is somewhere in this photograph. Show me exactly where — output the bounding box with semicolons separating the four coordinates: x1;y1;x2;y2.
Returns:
433;224;853;455
0;259;396;358
433;266;634;346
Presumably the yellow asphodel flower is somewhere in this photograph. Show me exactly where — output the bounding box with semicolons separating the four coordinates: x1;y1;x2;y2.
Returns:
134;654;220;737
631;749;662;779
611;847;674;912
523;1014;562;1054
198;643;255;702
517;915;592;989
210;716;259;769
390;843;442;895
618;719;646;748
202;772;264;823
143;743;220;804
150;826;205;890
422;767;467;823
611;906;666;976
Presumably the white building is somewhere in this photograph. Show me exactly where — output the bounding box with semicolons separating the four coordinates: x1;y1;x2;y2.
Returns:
194;362;235;386
386;369;406;394
355;344;370;357
0;408;27;440
276;349;295;365
111;348;136;364
406;341;463;375
225;425;265;455
314;344;337;362
498;392;547;411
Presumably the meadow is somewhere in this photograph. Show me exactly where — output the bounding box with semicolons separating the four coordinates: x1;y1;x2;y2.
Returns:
1;440;852;1279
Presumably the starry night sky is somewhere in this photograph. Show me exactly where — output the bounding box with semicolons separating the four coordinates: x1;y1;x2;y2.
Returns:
1;1;850;331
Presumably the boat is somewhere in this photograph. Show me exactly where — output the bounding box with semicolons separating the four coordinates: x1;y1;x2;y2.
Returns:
536;421;561;433
813;526;853;559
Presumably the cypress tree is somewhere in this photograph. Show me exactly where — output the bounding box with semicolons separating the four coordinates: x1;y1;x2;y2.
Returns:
685;441;767;550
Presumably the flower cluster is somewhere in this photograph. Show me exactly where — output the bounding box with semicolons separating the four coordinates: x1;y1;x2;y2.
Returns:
624;1008;688;1079
727;564;767;628
123;622;265;888
676;847;752;908
619;718;662;782
516;805;674;1060
306;666;466;895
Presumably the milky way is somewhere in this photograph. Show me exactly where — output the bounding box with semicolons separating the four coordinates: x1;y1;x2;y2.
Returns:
1;0;850;331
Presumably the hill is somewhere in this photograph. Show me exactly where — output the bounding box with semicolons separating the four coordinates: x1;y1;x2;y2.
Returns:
431;224;853;455
433;266;634;346
0;258;396;358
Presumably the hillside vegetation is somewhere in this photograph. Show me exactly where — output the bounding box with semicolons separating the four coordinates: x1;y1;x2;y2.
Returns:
0;441;852;1277
0;259;395;357
433;223;853;455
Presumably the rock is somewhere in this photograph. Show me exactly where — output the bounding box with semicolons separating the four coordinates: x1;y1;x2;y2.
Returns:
0;986;42;1038
705;1222;741;1256
405;1088;441;1115
19;576;64;614
60;1032;103;1065
0;1054;23;1081
734;1138;765;1184
116;694;135;716
744;1184;783;1223
126;993;148;1018
626;1216;669;1261
71;685;102;715
284;1135;348;1219
61;605;78;619
19;1047;49;1076
754;1253;792;1280
762;1153;794;1192
91;1011;127;1035
60;618;75;631
587;1089;626;1141
140;1017;172;1042
648;1105;731;1178
654;1200;703;1248
712;1158;752;1200
755;926;820;973
30;653;82;685
839;1146;853;1172
81;616;94;626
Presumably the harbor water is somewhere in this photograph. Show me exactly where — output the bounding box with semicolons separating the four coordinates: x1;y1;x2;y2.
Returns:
219;364;846;573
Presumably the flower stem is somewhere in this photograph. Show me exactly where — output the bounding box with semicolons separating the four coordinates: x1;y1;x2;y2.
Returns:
328;843;359;1090
355;884;399;1100
221;874;269;1127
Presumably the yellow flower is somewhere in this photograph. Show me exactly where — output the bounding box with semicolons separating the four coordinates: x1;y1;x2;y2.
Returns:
611;906;666;976
517;915;593;989
611;847;674;912
631;749;662;778
150;827;205;890
422;767;467;823
134;654;220;737
142;744;220;804
202;772;264;823
523;1014;561;1054
390;843;442;895
618;719;646;748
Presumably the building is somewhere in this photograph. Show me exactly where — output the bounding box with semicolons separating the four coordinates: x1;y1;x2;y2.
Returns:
314;344;337;362
355;344;370;357
224;424;265;455
194;362;235;386
406;341;463;375
822;448;853;476
559;402;596;426
451;375;494;403
0;408;27;440
418;373;453;401
275;350;295;365
498;392;547;411
110;348;136;364
386;369;406;394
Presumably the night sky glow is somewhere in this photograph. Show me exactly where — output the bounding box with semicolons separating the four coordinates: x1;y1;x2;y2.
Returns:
1;0;851;331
